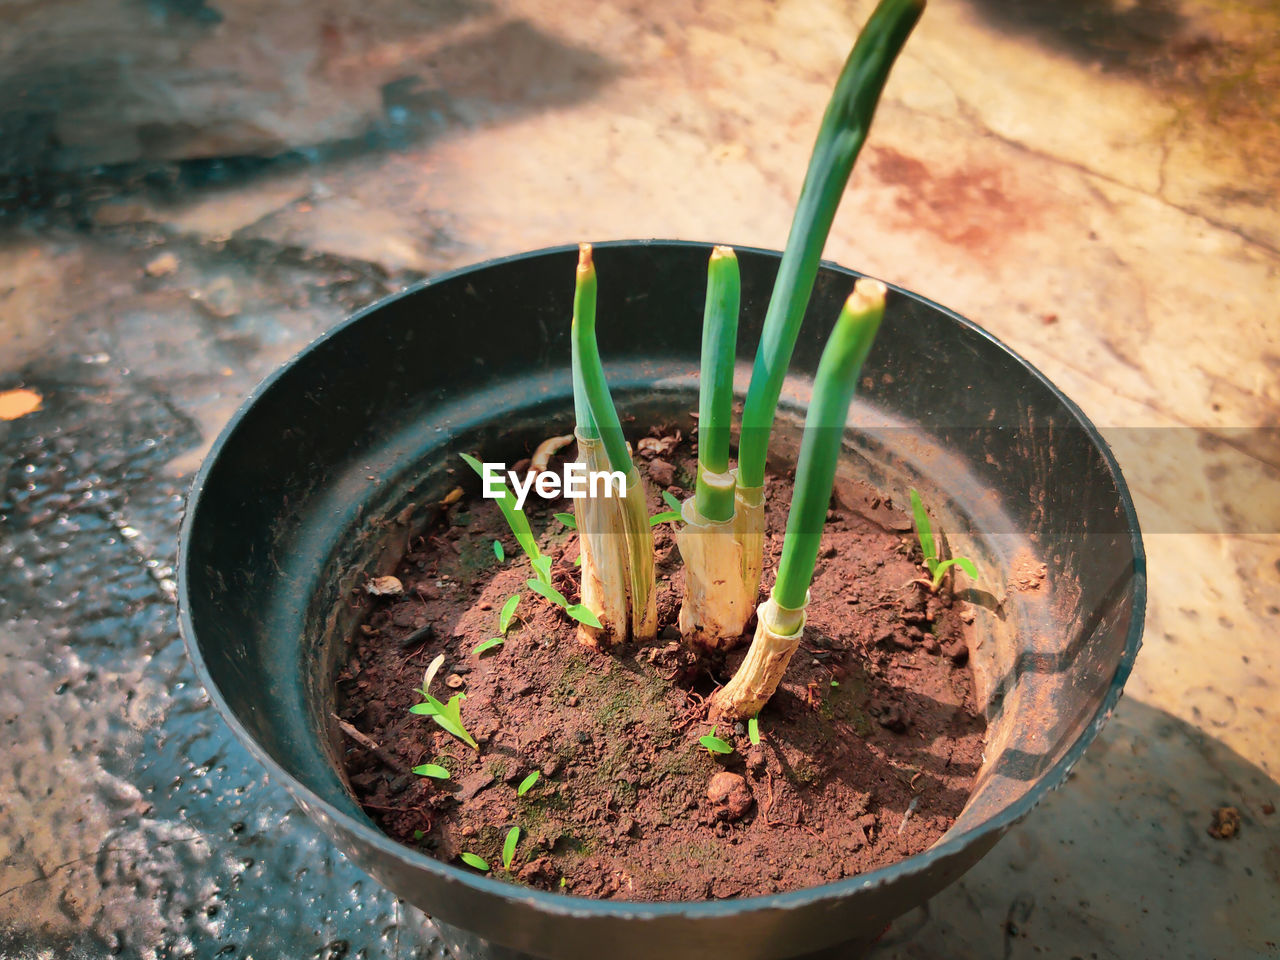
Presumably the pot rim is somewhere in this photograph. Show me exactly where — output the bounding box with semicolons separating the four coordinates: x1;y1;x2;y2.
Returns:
177;238;1146;920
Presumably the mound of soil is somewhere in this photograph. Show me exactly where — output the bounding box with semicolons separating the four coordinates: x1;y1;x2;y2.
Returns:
335;430;985;901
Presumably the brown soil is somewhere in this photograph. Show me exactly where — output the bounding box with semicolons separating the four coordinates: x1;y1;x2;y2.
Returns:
335;429;985;901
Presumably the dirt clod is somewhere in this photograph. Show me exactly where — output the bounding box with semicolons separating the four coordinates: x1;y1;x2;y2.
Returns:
1208;806;1241;839
707;772;754;821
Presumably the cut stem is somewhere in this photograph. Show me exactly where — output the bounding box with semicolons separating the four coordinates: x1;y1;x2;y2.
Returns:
737;0;924;490
695;246;741;523
570;243;656;643
713;280;885;718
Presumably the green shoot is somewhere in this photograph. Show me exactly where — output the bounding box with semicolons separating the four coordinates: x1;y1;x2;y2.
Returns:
498;594;520;634
527;577;569;608
502;826;520;871
530;554;553;586
554;512;577;529
909;488;980;592
695;246;741;523
662;490;682;512
830;679;840;688
410;692;479;751
517;770;541;796
460;453;549;584
649;510;681;526
413;829;426;840
571;244;633;475
412;763;450;779
772;282;885;615
460;852;490;872
473;637;505;656
565;604;603;629
699;725;734;755
747;715;761;746
737;0;925;490
493;540;505;562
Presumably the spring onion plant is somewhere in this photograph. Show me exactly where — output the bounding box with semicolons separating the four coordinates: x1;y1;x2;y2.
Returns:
674;247;756;648
713;279;885;719
731;0;924;612
571;243;658;646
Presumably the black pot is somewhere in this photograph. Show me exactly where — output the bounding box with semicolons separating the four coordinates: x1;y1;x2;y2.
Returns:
178;240;1145;960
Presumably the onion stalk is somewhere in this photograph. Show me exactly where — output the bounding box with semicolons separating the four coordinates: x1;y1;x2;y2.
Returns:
676;247;755;648
732;0;924;605
713;279;885;718
570;244;658;645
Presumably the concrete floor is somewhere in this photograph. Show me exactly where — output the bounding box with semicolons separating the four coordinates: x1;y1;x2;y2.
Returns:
1;0;1277;956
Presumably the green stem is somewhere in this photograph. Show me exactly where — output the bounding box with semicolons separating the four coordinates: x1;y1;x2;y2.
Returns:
571;244;632;473
772;280;886;614
736;0;924;489
695;246;741;522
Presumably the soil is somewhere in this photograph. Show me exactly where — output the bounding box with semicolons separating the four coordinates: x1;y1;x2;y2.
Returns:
335;427;986;901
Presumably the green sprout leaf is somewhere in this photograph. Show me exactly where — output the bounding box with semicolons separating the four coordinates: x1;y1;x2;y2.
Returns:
929;556;979;593
460;453;542;564
413;829;426;840
661;490;682;512
517;770;541;796
554;512;577;530
527;577;569;609
410;692;479;751
473;637;505;656
573;554;583;566
648;510;681;526
909;488;938;576
493;540;505;562
499;594;521;634
830;680;840;688
530;554;553;586
412;763;450;779
502;826;520;871
699;725;734;755
459;852;490;872
565;604;602;629
747;716;761;746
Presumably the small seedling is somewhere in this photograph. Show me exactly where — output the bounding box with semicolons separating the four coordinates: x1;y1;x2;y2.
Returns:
460;852;490;872
460;453;551;585
412;661;479;751
499;594;520;634
830;680;840;688
413;829;426;840
565;604;602;629
554;512;577;529
909;489;979;593
662;491;682;512
530;554;553;586
493;539;505;562
517;770;540;796
527;577;569;607
699;725;734;755
473;637;504;656
502;826;520;871
649;510;681;526
747;715;761;746
412;763;450;779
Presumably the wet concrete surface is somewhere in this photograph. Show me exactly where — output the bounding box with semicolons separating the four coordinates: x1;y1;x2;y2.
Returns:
2;0;1278;957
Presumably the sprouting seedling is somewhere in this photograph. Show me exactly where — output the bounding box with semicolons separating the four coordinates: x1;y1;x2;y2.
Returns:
909;489;979;593
460;852;490;872
699;725;734;755
411;654;479;750
493;540;505;562
499;594;521;634
649;489;683;526
460;453;551;585
554;512;577;529
517;770;540;796
747;715;761;746
475;593;522;655
525;576;604;629
502;826;520;872
412;763;450;780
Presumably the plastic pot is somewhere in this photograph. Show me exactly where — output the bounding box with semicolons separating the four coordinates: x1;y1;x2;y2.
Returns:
178;240;1144;960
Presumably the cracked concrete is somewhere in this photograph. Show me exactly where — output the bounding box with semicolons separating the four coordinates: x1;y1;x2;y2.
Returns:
1;0;1277;956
